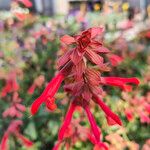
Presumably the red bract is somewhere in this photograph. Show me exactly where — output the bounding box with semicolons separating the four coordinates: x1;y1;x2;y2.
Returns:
30;27;139;149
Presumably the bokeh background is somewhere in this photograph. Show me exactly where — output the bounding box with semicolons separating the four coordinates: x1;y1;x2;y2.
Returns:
0;0;150;150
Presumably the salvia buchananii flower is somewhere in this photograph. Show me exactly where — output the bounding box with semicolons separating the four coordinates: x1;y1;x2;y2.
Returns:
30;27;140;149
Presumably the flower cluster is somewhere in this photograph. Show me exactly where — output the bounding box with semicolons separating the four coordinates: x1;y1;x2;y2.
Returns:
0;71;33;150
123;92;150;124
30;27;139;149
0;120;33;150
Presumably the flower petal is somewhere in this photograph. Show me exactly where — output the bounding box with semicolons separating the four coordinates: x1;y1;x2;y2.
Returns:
0;133;9;150
60;35;75;45
58;102;76;140
90;27;104;38
57;50;73;68
15;132;33;147
93;95;122;126
70;48;83;65
86;48;104;67
31;73;64;115
85;105;101;142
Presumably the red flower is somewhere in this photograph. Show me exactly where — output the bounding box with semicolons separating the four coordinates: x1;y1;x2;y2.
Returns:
16;0;32;8
31;72;64;115
30;27;139;149
58;101;76;140
100;77;139;92
0;132;9;150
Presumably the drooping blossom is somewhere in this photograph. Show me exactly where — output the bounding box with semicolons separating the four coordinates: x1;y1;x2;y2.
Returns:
0;120;33;150
53;117;107;150
31;27;139;149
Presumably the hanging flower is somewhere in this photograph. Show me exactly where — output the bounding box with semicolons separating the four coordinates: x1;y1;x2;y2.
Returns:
30;27;139;149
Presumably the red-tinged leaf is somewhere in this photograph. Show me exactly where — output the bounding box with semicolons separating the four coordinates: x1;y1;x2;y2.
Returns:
70;48;83;65
90;27;104;38
0;132;9;150
75;60;85;80
85;68;101;86
90;40;102;48
85;105;100;142
64;80;84;96
17;0;32;7
72;81;84;96
93;47;110;53
57;50;73;68
82;84;92;100
90;86;103;95
58;102;76;140
86;49;104;67
93;95;122;126
60;35;75;45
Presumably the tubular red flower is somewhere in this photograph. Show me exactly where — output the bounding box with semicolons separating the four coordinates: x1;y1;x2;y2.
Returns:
0;132;9;150
15;132;33;147
58;101;76;140
52;141;62;150
31;72;64;115
101;77;140;91
85;105;101;142
93;95;122;126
